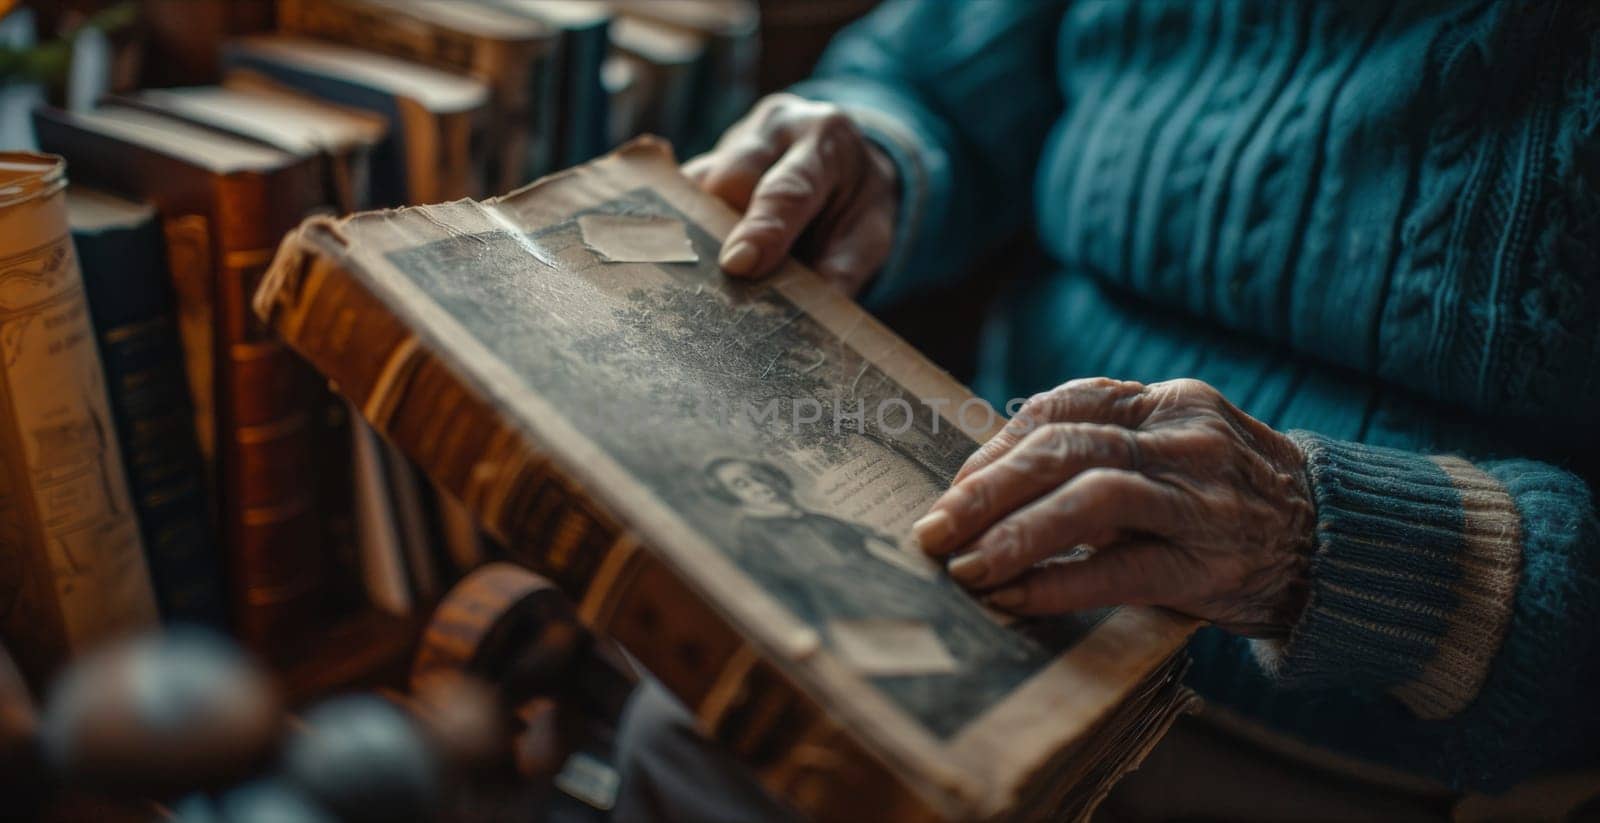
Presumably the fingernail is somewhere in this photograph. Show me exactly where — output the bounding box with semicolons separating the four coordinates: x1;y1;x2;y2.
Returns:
985;588;1024;610
947;552;988;585
719;240;759;275
912;510;955;555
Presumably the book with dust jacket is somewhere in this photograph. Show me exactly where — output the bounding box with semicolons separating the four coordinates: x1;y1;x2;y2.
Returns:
256;137;1198;821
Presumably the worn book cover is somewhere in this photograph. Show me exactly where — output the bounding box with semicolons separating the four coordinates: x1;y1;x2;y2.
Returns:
0;155;158;688
257;137;1197;820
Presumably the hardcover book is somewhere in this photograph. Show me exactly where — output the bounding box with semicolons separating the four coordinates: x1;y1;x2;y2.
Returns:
114;84;388;213
605;14;706;150
33;106;337;658
256;138;1197;821
114;83;471;621
611;0;758;154
66;186;226;630
493;0;612;168
220;35;489;207
276;0;557;190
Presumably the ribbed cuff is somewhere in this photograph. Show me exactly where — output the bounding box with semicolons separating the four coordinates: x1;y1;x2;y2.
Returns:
1257;433;1521;718
790;77;956;309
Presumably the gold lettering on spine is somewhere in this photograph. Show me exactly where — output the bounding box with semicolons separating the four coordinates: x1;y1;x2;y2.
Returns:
161;214;216;461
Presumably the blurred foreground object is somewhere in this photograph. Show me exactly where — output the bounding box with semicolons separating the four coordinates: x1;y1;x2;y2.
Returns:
40;627;283;798
0;641;47;818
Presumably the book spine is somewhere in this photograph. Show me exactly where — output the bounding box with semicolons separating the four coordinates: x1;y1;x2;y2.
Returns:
159;214;219;465
213;171;338;657
256;226;938;822
72;215;227;629
278;0;480;76
277;0;529;191
561;21;612;166
0;159;158;686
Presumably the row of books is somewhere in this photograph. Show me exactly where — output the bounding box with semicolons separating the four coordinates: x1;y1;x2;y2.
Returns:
2;0;756;690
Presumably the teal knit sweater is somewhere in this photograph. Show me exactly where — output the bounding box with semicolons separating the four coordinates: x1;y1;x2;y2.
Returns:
795;0;1600;793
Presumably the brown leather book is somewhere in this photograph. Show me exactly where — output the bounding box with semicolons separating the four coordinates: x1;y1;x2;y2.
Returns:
33;107;336;659
257;137;1198;821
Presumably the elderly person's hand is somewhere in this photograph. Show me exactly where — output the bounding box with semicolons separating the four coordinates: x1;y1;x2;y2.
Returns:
914;378;1317;638
684;93;899;296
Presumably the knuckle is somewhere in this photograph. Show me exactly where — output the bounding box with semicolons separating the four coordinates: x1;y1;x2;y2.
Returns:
753;92;801;122
726;135;781;166
755;169;819;205
1072;467;1137;505
1080;423;1134;465
730;214;791;247
1163;378;1220;403
983;519;1030;568
1064;376;1123;394
813;107;859;139
1018;390;1062;425
947;481;990;520
1018;424;1072;466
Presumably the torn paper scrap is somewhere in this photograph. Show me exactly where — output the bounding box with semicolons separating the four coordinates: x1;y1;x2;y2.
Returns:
577;213;699;263
828;618;959;677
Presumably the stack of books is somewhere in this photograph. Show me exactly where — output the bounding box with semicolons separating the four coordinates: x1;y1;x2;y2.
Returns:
3;0;756;697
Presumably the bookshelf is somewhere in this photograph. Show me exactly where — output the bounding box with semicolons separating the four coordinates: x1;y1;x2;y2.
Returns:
0;0;770;817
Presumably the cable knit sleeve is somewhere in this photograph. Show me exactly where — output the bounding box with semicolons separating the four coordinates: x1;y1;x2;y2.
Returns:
789;0;1068;307
1250;432;1600;788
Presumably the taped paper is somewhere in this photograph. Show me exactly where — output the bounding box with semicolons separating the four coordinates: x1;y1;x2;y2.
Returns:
828;618;959;677
577;213;698;263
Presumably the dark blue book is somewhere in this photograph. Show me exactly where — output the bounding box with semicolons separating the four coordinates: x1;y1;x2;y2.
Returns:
494;1;613;167
66;186;227;629
220;36;489;207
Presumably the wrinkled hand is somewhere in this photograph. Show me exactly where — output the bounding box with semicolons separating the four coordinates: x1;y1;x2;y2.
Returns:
914;378;1316;637
684;93;899;296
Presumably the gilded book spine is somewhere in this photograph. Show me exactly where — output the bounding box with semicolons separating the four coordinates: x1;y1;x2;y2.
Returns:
0;154;157;686
256;226;936;821
215;174;334;656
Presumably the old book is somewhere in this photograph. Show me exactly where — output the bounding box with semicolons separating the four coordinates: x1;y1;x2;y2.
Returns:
0;154;158;688
113;84;388;213
65;186;227;630
257;138;1199;820
220;35;489;207
610;0;758;154
108;84;417;622
605;15;706;150
277;0;558;190
33;106;337;658
492;0;612;168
